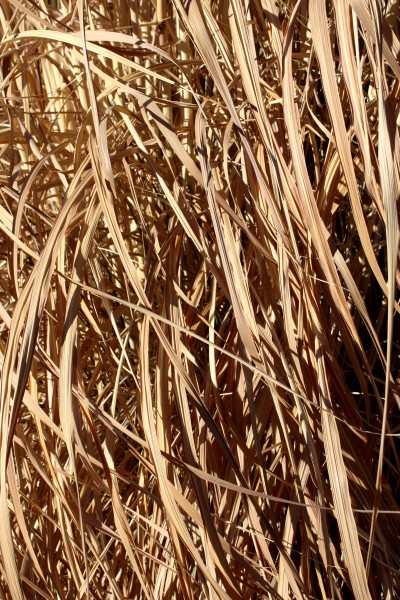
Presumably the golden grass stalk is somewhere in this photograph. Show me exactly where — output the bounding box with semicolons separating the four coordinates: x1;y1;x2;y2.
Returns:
0;0;399;598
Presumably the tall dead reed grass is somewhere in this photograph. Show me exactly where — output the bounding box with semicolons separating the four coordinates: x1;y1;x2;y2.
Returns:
0;0;399;598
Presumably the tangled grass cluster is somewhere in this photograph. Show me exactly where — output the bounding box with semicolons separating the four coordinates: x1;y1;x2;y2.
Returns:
0;0;399;598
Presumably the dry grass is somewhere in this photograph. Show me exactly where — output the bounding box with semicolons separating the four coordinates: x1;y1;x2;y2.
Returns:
0;0;399;598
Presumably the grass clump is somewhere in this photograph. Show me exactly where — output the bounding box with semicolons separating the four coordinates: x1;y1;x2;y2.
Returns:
0;0;399;598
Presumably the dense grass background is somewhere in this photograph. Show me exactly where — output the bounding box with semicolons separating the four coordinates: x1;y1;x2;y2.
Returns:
0;0;399;598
